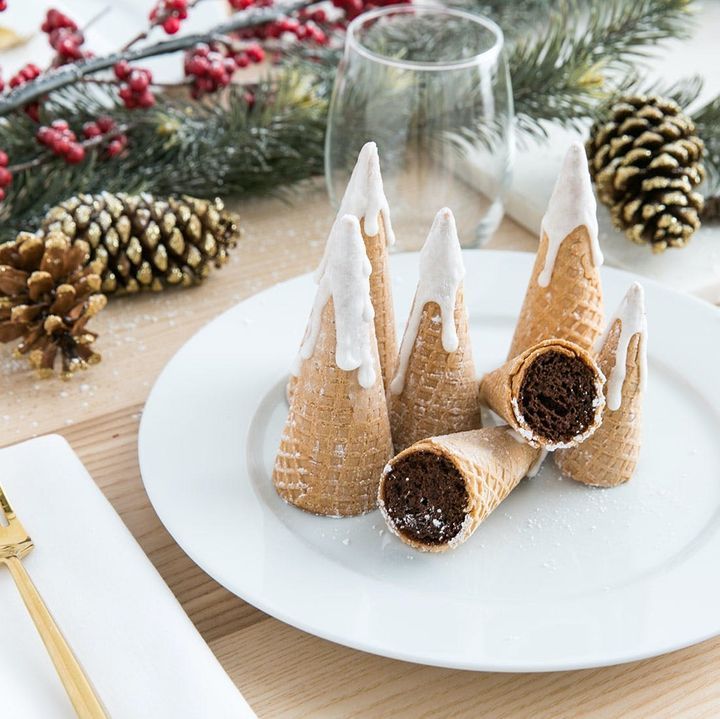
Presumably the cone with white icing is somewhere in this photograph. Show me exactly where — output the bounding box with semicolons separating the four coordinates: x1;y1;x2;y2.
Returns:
478;338;606;450
287;142;397;400
273;215;393;516
378;426;540;552
555;283;647;487
508;142;604;359
389;208;481;452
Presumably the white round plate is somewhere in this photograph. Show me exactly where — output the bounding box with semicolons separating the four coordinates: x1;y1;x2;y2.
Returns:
139;250;720;672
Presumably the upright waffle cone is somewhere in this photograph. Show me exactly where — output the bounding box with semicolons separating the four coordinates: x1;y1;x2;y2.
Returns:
378;427;540;552
509;226;604;358
389;286;480;452
362;214;397;390
478;338;605;449
274;299;393;516
508;142;604;358
555;319;644;487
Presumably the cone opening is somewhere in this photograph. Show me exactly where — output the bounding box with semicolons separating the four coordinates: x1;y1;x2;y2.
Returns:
518;350;599;444
381;451;468;546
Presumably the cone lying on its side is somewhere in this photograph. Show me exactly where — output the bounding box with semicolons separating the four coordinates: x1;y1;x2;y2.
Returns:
378;427;540;552
555;284;646;487
389;208;480;452
273;216;393;517
478;338;605;450
508;142;604;359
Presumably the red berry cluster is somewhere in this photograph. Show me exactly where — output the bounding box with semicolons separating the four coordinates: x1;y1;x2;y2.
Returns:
42;8;90;64
9;63;41;89
83;116;128;158
184;43;264;98
36;120;86;164
114;61;155;109
149;0;189;35
0;151;12;201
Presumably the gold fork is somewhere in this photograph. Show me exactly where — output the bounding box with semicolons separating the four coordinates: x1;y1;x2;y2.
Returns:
0;483;108;718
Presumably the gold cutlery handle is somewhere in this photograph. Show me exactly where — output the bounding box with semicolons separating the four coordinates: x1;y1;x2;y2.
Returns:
4;556;109;719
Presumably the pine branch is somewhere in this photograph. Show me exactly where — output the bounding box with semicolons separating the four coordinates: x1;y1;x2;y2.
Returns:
0;0;312;116
693;95;720;196
509;0;696;138
0;74;326;241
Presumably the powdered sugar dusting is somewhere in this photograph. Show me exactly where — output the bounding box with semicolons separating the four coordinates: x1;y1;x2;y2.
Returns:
293;215;377;388
337;141;395;246
390;208;465;395
597;282;648;411
538;142;602;287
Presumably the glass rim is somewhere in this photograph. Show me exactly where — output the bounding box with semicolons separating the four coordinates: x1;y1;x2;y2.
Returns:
346;4;504;71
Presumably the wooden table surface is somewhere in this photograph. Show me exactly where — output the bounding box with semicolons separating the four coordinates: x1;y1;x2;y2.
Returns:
2;185;719;719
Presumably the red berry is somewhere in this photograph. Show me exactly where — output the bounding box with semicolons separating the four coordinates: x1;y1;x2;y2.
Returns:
51;119;69;131
24;102;40;122
83;122;101;138
235;53;250;69
137;90;155;108
194;43;210;57
65;144;85;164
0;167;12;187
107;139;124;157
114;60;131;80
54;136;70;154
37;126;53;144
129;70;149;91
163;16;181;34
97;115;115;133
0;151;8;166
246;45;265;63
0;189;5;202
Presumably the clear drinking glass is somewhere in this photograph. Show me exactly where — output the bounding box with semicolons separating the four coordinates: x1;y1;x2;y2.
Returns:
325;4;514;249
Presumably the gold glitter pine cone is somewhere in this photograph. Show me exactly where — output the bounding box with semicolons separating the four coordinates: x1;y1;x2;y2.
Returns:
0;231;107;379
586;94;706;253
41;192;242;295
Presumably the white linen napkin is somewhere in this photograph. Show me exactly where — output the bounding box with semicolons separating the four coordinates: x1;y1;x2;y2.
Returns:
0;434;255;718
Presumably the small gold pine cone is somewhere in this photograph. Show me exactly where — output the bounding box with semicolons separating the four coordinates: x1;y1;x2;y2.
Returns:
0;231;107;379
586;94;706;253
41;192;242;295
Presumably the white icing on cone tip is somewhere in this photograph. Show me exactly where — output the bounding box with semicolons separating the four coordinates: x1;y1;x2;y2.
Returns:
538;141;602;287
598;282;648;411
295;215;377;389
390;207;465;395
337;141;395;246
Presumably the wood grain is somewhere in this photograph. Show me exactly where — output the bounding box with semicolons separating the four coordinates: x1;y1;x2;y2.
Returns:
2;187;716;718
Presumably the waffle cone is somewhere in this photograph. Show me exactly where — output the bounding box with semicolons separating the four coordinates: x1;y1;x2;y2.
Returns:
555;321;643;487
362;215;397;391
273;299;393;516
478;338;605;449
389;286;480;452
508;227;604;359
379;427;540;552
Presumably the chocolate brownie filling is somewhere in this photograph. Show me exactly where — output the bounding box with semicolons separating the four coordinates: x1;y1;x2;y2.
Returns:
382;452;468;545
518;350;597;443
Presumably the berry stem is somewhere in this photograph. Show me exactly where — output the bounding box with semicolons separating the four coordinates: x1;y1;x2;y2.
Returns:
0;0;312;117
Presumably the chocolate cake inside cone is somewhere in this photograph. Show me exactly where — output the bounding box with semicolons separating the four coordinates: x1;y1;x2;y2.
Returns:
479;338;605;449
379;427;540;552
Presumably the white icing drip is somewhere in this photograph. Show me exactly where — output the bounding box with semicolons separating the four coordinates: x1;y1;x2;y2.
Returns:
293;215;377;389
389;208;465;395
337;141;395;246
597;282;648;411
526;449;548;478
538;141;603;287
